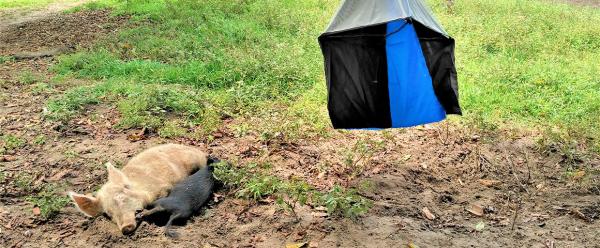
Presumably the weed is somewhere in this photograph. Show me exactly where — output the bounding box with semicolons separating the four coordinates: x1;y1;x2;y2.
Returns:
275;178;313;220
26;184;70;219
0;55;14;64
45;86;103;121
33;135;46;145
316;185;373;219
342;139;385;179
213;161;372;219
232;123;250;138
31;83;52;95
1;134;26;154
158;120;188;138
14;173;34;193
18;71;42;84
64;150;78;159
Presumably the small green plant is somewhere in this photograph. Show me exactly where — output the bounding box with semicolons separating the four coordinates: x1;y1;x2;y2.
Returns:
18;71;42;84
275;179;314;221
0;55;14;64
26;184;70;219
342;139;385;178
237;175;281;200
158;120;188;138
33;135;46;145
31;83;52;95
232;123;250;138
0;170;6;183
317;185;373;219
64;150;79;159
212;161;372;220
1;134;26;154
14;172;34;193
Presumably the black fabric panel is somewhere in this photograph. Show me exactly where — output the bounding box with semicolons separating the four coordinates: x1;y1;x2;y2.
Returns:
413;21;462;115
319;24;392;129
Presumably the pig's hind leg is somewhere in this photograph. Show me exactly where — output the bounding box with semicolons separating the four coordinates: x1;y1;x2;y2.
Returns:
164;213;183;238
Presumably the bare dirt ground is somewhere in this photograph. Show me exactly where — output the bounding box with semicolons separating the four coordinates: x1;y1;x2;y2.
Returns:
0;0;91;33
557;0;600;7
1;6;599;248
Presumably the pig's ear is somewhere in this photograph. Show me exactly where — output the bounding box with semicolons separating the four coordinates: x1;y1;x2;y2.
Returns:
106;162;127;184
68;192;103;217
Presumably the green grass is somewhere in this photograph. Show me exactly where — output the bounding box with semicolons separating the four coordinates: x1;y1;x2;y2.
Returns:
0;0;77;9
429;0;600;151
0;134;26;155
50;0;334;136
26;183;70;219
213;161;372;219
48;0;600;152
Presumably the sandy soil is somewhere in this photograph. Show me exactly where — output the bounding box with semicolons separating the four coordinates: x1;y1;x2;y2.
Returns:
0;5;599;248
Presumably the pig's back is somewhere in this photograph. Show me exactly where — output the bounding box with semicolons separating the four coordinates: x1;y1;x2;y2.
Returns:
122;144;208;199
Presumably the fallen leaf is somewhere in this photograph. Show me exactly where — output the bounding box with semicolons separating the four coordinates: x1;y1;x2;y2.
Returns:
570;209;591;222
308;241;319;248
49;169;71;181
467;204;485;217
479;179;501;187
0;155;17;162
127;127;147;142
474;221;485;231
422;207;435;220
314;206;327;212
311;212;329;218
407;243;420;248
286;242;307;248
32;207;41;216
573;170;586;180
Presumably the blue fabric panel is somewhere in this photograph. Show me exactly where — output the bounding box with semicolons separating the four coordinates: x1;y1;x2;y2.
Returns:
386;20;446;128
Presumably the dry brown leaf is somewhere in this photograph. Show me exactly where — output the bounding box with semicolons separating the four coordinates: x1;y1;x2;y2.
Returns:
312;212;329;218
32;207;41;216
573;170;586;180
49;169;71;181
0;155;17;162
422;207;435;220
286;242;307;248
407;242;420;248
314;206;327;212
571;209;591;222
467;204;484;217
127;127;147;142
479;179;501;187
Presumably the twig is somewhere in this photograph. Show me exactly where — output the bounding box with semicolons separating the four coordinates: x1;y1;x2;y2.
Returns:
524;151;532;184
511;199;522;232
505;155;529;194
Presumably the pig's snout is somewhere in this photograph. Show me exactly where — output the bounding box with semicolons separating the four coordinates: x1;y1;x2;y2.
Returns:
121;224;136;235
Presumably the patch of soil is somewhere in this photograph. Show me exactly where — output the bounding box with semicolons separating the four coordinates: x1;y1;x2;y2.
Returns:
0;0;90;32
1;4;600;248
0;9;128;56
555;0;600;7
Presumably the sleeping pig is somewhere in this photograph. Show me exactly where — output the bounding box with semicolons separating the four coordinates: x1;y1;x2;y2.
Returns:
68;144;210;235
135;161;216;237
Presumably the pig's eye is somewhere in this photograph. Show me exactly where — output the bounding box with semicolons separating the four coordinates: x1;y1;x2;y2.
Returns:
135;209;143;215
